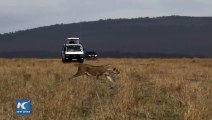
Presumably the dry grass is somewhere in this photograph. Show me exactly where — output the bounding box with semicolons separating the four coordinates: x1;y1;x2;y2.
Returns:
0;58;211;120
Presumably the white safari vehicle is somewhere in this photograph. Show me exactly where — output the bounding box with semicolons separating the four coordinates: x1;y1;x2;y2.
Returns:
62;37;84;63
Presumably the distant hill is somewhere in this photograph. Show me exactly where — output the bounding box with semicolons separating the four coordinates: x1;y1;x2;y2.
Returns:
0;16;212;58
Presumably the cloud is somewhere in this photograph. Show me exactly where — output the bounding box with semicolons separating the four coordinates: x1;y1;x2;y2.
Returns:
158;0;206;15
0;0;211;33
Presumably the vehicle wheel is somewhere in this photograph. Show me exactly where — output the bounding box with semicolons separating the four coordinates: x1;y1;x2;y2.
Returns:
62;58;67;63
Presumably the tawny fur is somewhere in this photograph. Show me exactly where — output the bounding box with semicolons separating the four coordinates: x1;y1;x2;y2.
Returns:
73;63;120;82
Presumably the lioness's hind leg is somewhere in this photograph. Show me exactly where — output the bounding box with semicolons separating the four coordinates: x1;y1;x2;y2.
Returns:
96;74;100;80
73;72;82;77
68;73;80;80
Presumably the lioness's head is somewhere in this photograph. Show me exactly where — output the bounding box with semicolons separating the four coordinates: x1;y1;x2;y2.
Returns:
108;67;120;75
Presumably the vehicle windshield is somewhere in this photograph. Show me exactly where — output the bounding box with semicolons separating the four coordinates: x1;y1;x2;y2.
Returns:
66;45;82;52
86;51;97;54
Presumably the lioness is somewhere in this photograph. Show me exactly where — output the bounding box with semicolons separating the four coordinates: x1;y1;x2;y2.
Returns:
73;63;120;82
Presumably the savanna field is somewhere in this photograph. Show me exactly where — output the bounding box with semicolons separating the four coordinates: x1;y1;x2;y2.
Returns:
0;58;211;120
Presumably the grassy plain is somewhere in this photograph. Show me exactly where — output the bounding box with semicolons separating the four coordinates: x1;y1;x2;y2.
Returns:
0;58;211;120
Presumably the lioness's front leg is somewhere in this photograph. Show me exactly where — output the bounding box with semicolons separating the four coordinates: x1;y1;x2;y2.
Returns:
104;73;114;83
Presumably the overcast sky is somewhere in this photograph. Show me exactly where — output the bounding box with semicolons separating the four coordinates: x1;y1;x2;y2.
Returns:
0;0;211;33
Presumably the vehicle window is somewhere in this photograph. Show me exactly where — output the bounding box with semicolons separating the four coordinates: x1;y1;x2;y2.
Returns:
66;45;81;52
